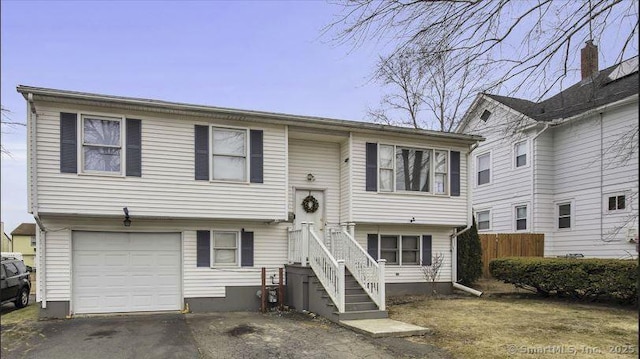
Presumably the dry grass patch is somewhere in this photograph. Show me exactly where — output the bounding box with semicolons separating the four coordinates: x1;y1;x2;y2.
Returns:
389;295;638;358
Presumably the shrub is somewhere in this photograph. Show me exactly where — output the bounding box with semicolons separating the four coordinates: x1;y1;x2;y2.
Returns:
456;217;483;286
490;257;638;304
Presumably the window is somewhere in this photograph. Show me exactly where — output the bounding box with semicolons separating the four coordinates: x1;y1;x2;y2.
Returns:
379;145;394;192
30;236;36;248
82;116;122;173
515;141;527;167
480;110;491;122
396;147;431;192
212;231;239;266
434;151;447;194
380;235;399;264
608;195;626;211
558;203;571;229
3;262;18;277
211;128;247;181
476;210;491;230
477;153;491;185
367;234;424;265
515;205;527;230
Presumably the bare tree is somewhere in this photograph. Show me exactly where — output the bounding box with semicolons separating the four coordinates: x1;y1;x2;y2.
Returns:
1;106;26;157
421;252;445;294
330;0;638;119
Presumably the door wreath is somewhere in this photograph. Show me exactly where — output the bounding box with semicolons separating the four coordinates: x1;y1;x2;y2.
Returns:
301;195;319;213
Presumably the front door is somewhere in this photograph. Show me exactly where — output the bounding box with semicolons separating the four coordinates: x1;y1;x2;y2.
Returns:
294;190;325;232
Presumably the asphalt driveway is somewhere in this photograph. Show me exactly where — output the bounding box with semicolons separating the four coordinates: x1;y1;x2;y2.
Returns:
1;311;450;359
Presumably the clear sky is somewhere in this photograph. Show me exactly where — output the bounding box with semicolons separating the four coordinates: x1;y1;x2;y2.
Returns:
0;0;636;234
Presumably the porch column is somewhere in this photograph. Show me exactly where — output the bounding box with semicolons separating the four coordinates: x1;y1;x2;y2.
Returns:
347;222;355;239
378;259;386;311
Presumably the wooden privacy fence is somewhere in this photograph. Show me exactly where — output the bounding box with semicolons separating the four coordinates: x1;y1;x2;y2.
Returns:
479;233;544;277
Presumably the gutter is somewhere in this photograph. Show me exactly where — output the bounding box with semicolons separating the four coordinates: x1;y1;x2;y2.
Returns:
450;142;479;283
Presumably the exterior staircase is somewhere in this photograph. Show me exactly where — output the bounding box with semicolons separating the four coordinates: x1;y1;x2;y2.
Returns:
310;269;387;322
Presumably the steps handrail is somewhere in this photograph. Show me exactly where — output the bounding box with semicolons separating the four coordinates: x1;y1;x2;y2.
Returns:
308;225;345;313
339;229;386;311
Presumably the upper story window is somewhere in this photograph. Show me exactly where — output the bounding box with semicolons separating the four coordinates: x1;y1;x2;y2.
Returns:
476;210;491;231
376;145;449;194
515;205;527;231
211;128;247;182
558;202;572;229
480;110;492;122
608;195;626;211
82;116;122;173
379;145;395;192
476;152;491;186
515;141;527;168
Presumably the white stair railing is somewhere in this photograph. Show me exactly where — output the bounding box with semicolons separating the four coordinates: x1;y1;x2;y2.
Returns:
307;223;345;313
287;227;303;264
334;227;386;311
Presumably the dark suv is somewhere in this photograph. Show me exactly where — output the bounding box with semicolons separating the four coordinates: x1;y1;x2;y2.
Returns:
1;257;31;308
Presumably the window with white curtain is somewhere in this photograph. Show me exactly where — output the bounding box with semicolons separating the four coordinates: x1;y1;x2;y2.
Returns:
379;145;394;192
434;150;447;194
212;231;238;265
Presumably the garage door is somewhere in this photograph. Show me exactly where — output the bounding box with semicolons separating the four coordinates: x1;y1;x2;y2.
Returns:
72;232;181;314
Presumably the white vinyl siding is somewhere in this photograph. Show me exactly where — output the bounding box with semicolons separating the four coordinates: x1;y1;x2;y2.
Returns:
355;225;453;283
34;102;286;220
287;139;341;226
351;134;469;226
339;137;351;223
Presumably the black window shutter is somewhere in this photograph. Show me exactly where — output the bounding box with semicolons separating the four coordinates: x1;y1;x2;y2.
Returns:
194;125;209;180
249;130;263;183
60;112;78;173
450;151;460;196
365;142;378;191
196;230;210;267
367;234;378;260
241;231;254;267
126;119;142;177
422;235;432;266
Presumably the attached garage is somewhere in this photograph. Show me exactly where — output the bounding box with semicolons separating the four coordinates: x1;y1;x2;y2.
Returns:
72;232;181;314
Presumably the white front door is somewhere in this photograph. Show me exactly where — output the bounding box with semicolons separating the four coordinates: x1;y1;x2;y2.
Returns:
294;190;325;231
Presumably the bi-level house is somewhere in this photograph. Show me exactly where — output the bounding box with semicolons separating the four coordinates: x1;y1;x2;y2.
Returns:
457;43;638;259
18;85;482;320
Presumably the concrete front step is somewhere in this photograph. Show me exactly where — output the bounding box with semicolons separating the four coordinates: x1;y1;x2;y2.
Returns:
340;318;429;338
335;310;388;320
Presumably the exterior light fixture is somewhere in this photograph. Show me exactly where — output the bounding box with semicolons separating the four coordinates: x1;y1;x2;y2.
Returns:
123;207;131;227
306;173;315;182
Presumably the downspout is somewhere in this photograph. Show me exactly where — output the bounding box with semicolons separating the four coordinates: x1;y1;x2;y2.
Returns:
450;142;483;296
28;93;46;309
530;123;551;232
599;113;604;241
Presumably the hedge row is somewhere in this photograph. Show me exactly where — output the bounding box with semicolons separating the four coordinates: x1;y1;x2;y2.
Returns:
489;257;638;304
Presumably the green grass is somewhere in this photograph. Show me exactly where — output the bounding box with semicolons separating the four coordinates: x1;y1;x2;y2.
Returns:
1;304;38;326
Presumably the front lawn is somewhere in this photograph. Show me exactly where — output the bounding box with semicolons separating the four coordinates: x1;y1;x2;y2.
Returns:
388;287;638;358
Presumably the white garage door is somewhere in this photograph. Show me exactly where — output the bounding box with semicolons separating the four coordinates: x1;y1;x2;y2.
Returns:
72;232;181;314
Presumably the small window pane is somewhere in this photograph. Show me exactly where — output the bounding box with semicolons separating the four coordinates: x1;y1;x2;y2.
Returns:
4;263;18;276
84;118;120;146
83;147;121;172
478;170;490;185
212;129;245;156
558;217;571;229
608;196;617;210
396;148;430;192
559;204;571;216
379;145;394;169
516;155;526;167
381;236;398;249
477;211;490;230
402;236;419;250
478;154;490;170
214;249;236;264
434;151;447;173
402;251;418;264
212;156;246;181
214;232;237;247
380;169;394;192
478;220;490;230
380;251;398;264
617;196;625;209
434;174;446;194
516;219;527;230
516;207;527;218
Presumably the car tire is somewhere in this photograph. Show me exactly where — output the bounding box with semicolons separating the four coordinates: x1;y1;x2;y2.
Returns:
15;287;29;308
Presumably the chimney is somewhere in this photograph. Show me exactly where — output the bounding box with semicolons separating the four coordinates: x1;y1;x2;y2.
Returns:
581;40;599;80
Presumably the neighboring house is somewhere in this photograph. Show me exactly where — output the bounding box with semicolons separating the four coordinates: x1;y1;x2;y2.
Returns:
18;85;482;319
1;222;12;252
10;223;37;269
457;42;638;259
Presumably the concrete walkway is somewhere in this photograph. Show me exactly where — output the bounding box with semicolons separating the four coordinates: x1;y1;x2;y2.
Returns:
340;318;430;338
